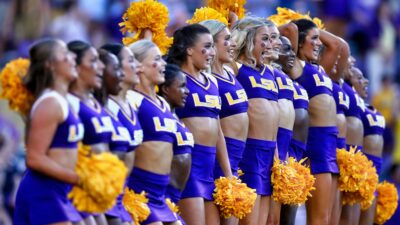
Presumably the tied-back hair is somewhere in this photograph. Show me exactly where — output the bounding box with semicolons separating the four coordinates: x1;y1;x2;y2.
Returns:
166;24;210;66
129;40;157;62
101;43;124;60
94;49;113;106
67;40;91;65
231;17;272;68
199;20;227;41
24;38;60;98
292;19;317;49
158;63;182;97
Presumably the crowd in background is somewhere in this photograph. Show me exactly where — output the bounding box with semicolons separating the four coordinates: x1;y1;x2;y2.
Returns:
1;0;400;224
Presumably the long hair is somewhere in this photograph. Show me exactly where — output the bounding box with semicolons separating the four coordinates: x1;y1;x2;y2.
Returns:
129;40;157;62
292;19;317;50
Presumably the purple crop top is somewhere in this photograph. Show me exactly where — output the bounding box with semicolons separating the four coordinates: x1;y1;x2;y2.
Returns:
361;105;385;136
175;72;221;119
274;68;294;101
127;91;177;143
107;98;143;151
173;117;194;155
67;94;113;146
342;82;365;119
295;62;333;100
236;64;278;101
32;90;84;149
212;68;248;119
332;81;350;114
292;81;309;110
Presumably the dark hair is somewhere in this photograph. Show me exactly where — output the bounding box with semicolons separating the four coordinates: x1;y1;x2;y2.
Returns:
67;40;91;65
158;64;182;96
24;38;60;98
292;19;318;46
100;43;124;60
94;49;113;105
166;24;210;66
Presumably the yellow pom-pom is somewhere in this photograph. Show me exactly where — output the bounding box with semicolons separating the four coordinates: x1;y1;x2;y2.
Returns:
165;198;179;214
213;176;257;219
268;7;324;29
0;58;33;117
207;0;246;20
271;157;315;205
187;7;229;26
123;188;151;225
374;181;399;224
68;145;128;213
119;0;172;54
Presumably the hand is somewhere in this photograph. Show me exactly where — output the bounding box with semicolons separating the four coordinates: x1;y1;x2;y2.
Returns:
139;29;153;40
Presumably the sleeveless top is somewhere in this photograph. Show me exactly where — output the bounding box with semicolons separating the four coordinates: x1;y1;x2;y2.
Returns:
361;105;385;136
274;68;294;101
342;82;365;119
332;81;350;114
292;80;309;110
173;115;194;155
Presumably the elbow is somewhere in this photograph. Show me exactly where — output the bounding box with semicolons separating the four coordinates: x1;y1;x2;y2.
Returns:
26;153;41;171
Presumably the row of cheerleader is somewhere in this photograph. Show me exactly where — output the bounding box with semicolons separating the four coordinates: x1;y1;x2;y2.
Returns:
1;1;398;225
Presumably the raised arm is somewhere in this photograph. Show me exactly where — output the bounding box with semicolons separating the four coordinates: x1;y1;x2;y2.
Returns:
318;30;342;76
279;22;298;55
334;38;350;81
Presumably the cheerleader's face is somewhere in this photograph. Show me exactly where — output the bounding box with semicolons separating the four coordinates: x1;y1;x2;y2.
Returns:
163;72;189;108
76;47;105;89
120;47;142;86
51;41;78;82
253;25;272;66
351;68;369;99
299;28;322;62
215;28;236;64
278;36;296;70
267;25;281;61
187;33;215;70
142;47;166;85
104;53;123;96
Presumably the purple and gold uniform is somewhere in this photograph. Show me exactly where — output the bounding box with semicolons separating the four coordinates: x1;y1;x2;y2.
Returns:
333;81;350;149
14;90;84;225
289;81;309;161
361;105;385;174
127;91;178;224
274;68;295;161
175;72;221;200
212;67;248;178
295;62;339;174
236;64;278;196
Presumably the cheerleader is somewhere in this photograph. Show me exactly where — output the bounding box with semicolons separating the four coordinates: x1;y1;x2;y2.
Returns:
127;40;179;225
167;24;232;225
351;67;383;225
67;41;112;225
14;39;84;224
158;63;193;225
199;19;249;225
286;19;339;225
230;18;279;225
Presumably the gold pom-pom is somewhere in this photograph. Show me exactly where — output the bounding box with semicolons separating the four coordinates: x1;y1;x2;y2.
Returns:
0;58;34;117
271;157;315;205
207;0;246;20
119;0;172;54
374;181;399;224
123;188;151;225
238;169;244;177
68;144;128;213
166;198;179;214
187;7;229;26
213;176;257;219
268;7;325;29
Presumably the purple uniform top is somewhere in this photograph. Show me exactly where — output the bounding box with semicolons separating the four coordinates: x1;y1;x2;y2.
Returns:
31;90;84;149
107;97;143;151
361;105;385;136
67;94;113;145
295;61;333;100
127;91;177;143
212;67;248;119
332;81;350;114
274;68;294;101
175;72;221;119
292;80;309;110
342;82;365;119
236;64;278;101
173;116;194;155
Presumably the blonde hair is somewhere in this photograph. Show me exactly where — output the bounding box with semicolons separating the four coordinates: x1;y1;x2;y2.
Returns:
128;40;158;62
231;17;274;68
199;20;227;41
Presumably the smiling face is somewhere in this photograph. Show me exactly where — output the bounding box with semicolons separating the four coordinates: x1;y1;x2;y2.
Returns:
299;27;322;62
187;33;215;70
163;72;189;108
266;25;281;61
120;47;142;86
142;46;166;85
103;53;123;95
351;67;369;99
215;28;236;64
277;36;296;71
251;25;272;66
76;47;105;89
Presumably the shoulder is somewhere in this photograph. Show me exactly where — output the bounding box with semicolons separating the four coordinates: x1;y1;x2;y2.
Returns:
106;98;120;117
66;93;80;113
31;91;66;123
127;90;144;109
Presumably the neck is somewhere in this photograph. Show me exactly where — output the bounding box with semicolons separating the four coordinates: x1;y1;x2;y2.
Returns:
181;62;201;78
116;82;131;101
212;59;225;76
51;78;69;96
134;81;157;100
70;79;92;100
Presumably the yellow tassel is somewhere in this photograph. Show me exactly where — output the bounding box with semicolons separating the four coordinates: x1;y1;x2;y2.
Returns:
68;144;128;213
187;7;229;25
165;198;179;214
213;176;257;219
0;58;33;117
374;181;398;224
207;0;246;20
119;0;173;54
123;187;151;225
